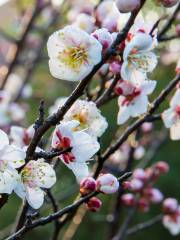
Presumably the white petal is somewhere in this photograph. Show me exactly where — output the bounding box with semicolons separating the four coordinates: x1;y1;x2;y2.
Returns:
170;89;180;108
72;131;100;162
121;61;133;81
34;160;56;188
25;186;44;209
162;108;175;128
66;162;89;182
141;80;156;95
14;182;26;199
2;145;25;168
0;129;9;150
131;95;148;117
170;123;180;140
117;105;130;125
10;126;24;147
0;167;20;194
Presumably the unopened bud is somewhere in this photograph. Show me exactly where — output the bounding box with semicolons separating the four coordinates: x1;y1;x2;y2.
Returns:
121;193;135;207
96;173;119;194
155;161;169;174
80;177;96;196
163;198;178;214
115;0;141;13
86;197;102;212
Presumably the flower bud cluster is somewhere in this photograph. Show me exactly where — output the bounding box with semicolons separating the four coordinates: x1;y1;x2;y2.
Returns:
80;174;119;212
121;162;169;212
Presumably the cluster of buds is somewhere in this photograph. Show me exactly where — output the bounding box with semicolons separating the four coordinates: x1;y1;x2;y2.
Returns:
80;174;119;212
121;162;169;212
162;198;180;235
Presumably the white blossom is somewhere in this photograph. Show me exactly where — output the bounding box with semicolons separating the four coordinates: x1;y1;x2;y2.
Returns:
52;120;100;182
121;33;158;81
117;72;156;124
47;25;102;81
14;159;56;209
0;129;25;194
49;98;108;138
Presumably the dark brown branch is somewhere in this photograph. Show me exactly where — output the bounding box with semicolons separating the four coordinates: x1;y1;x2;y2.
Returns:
6;173;131;240
26;2;146;161
158;2;180;40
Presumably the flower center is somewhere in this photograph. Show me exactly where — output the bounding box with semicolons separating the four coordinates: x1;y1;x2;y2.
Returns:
122;87;141;106
21;165;36;187
59;45;88;70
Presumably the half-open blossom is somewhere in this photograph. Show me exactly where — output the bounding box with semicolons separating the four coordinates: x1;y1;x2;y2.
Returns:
0;129;25;194
50;98;108;138
52;121;100;182
115;0;140;13
162;88;180;140
14;159;56;209
117;72;156;124
80;177;96;196
47;25;102;81
10;125;34;147
96;173;119;194
121;33;158;81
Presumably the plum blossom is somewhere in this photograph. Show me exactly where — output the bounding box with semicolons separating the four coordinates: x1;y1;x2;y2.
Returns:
0;129;25;194
117;72;156;124
10;125;35;147
121;33;158;81
73;13;95;33
47;25;102;81
80;177;96;196
14;159;56;209
50;98;108;138
92;28;113;51
96;173;119;194
162;88;180;140
86;197;102;212
52;120;100;181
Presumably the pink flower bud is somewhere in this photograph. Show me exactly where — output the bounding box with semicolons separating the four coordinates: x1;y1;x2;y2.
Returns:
134;146;145;160
92;28;113;51
163;198;178;214
130;179;144;191
121;193;135;207
122;181;131;190
159;0;178;7
133;169;147;181
96;173;119;194
86;197;102;212
115;0;141;13
80;177;96;196
148;188;164;204
155;161;169;174
141;122;153;133
109;61;121;74
176;24;180;36
138;198;150;212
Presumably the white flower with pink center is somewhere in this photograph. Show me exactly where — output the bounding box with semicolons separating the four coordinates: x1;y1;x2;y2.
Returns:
117;72;156;124
14;159;56;209
0;129;25;194
121;33;158;81
52;120;100;182
47;25;102;81
10;125;35;148
162;88;180;140
50;98;108;138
